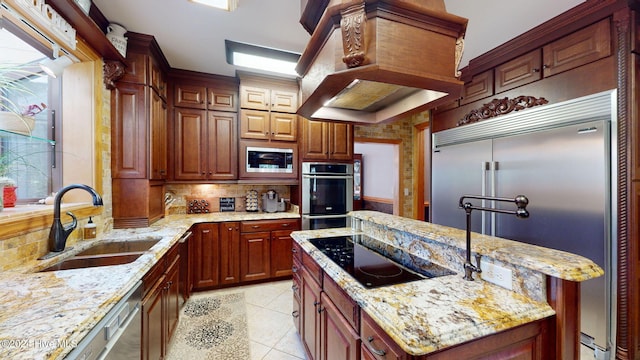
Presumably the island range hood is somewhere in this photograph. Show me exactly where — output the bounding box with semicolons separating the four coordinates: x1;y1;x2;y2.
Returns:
296;0;468;124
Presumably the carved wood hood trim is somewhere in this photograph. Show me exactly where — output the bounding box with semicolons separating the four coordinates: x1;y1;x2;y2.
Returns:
457;96;549;126
296;0;468;123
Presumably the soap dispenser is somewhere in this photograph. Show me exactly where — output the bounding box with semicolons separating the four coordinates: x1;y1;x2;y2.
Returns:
83;217;97;239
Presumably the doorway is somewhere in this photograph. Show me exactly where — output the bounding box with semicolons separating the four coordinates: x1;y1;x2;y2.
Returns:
354;138;402;215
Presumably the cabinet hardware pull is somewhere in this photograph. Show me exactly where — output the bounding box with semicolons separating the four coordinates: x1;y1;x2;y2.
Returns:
282;223;290;227
292;310;299;318
317;306;324;314
367;337;387;356
292;247;297;253
252;225;260;229
292;266;298;273
313;301;319;307
532;68;540;73
291;285;298;291
542;64;550;69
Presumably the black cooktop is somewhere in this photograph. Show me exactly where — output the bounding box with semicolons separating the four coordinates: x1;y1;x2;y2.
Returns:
309;235;435;289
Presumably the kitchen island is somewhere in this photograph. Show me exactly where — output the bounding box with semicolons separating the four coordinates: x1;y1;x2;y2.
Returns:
291;210;603;359
0;211;298;360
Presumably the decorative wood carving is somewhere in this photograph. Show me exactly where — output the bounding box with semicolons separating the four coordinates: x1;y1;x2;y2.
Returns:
613;7;632;360
103;60;125;90
340;3;366;68
457;96;549;126
455;36;464;78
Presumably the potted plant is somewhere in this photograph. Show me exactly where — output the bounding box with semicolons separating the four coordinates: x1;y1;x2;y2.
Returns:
0;63;46;136
0;63;47;209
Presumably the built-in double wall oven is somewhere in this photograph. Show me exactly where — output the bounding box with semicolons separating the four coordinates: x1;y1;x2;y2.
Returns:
302;162;353;230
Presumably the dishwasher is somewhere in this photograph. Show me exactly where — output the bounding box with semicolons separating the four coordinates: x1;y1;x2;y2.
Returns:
65;280;142;360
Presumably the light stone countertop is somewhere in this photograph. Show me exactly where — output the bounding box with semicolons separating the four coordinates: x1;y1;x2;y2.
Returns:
0;211;299;360
290;211;604;356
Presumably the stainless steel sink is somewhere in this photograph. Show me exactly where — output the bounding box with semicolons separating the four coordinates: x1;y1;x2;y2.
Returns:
39;253;143;272
74;238;161;257
38;236;162;272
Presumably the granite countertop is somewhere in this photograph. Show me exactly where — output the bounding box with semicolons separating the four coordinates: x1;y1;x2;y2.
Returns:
0;211;299;360
290;211;603;356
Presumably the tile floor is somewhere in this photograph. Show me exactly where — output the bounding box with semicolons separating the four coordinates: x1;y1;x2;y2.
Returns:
190;279;306;360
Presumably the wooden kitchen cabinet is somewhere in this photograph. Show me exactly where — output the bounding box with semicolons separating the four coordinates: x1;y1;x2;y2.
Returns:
460;70;494;105
219;222;241;285
542;18;611;78
191;223;220;290
174;108;237;180
142;242;181;360
179;230;193;306
240;219;300;282
240;109;297;142
301;119;353;161
320;291;360;360
111;33;169;228
301;266;323;360
174;83;237;112
495;49;542;94
240;231;271;282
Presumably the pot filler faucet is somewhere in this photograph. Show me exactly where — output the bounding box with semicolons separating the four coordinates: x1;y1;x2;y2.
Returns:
48;184;103;252
458;195;529;281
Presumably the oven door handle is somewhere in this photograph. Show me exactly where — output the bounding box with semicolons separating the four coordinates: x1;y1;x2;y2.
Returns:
302;175;353;179
302;214;349;220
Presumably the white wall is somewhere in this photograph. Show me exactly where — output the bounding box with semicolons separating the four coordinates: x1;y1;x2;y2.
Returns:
354;142;397;199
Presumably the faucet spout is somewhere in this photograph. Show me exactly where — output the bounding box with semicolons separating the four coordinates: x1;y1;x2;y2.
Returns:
48;184;103;252
458;194;529;281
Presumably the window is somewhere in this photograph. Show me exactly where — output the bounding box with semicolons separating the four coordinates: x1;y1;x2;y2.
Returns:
0;28;62;202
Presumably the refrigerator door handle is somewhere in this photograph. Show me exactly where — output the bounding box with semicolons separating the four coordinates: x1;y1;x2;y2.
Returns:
490;161;498;236
481;161;489;234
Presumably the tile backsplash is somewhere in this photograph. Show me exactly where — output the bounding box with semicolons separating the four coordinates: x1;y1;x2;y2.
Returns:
164;184;291;215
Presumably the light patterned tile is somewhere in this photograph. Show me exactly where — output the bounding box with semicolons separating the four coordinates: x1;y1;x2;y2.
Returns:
250;341;271;360
273;327;306;359
262;348;304;360
246;305;293;347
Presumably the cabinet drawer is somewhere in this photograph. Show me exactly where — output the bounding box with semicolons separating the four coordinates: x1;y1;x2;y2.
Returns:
241;219;298;233
302;251;323;287
142;259;165;297
323;272;359;331
361;312;406;360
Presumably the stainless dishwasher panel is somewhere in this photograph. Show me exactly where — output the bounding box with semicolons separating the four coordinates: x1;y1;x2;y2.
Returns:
65;281;142;360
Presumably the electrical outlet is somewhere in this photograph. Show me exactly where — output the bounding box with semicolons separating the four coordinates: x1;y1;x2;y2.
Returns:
480;262;513;290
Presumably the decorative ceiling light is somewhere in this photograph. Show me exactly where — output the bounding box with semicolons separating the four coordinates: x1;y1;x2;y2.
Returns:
225;40;300;77
189;0;238;11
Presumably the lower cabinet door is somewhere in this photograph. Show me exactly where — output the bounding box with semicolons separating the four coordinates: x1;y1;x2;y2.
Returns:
270;229;293;278
240;231;271;281
301;270;322;360
166;256;181;345
320;292;360;360
142;276;165;360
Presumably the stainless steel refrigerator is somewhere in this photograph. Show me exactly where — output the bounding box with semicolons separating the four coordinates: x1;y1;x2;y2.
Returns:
431;90;616;358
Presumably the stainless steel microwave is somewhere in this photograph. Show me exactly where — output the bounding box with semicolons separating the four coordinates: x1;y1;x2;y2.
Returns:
246;146;294;173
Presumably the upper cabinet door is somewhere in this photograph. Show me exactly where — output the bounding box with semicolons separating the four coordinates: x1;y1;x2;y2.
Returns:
240;86;270;111
174;108;207;180
208;88;236;112
542;18;611;78
240;109;270;140
270;89;298;113
495;49;542;94
175;84;207;109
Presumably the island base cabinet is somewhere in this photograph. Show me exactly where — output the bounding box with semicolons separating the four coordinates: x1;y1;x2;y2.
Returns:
301;267;322;360
362;310;552;360
320;292;360;360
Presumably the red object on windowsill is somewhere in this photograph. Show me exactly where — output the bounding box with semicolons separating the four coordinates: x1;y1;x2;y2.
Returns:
3;186;17;207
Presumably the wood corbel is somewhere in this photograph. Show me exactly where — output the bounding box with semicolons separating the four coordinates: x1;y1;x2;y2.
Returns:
103;60;125;90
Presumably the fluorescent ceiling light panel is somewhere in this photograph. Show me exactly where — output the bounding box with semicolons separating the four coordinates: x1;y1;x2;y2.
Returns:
225;40;300;77
190;0;238;11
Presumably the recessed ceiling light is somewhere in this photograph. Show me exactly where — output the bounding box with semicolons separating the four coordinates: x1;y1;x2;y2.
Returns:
189;0;238;11
225;40;300;77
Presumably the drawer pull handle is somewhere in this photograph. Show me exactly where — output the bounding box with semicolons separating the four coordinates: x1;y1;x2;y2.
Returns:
252;225;260;229
292;310;299;318
317;306;324;314
281;223;290;227
291;285;298;291
313;301;319;307
367;336;386;356
292;266;298;273
292;247;297;253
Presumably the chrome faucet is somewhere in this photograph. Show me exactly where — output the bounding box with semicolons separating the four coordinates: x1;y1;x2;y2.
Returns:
458;195;529;281
48;184;104;252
